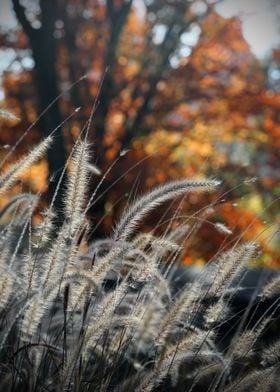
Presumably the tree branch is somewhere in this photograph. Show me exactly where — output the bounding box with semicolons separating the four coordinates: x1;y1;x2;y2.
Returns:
106;0;132;64
94;0;133;147
124;2;218;142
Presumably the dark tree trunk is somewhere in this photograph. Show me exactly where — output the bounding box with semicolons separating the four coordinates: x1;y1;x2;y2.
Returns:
32;39;66;209
85;0;133;234
93;0;133;157
12;0;67;216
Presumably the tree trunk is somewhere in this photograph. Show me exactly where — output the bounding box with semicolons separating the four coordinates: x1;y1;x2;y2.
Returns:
32;40;67;211
12;0;67;216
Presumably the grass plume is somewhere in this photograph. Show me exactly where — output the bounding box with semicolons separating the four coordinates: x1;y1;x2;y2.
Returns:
0;134;279;392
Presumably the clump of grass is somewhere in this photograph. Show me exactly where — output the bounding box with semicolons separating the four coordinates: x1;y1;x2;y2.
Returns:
0;134;279;392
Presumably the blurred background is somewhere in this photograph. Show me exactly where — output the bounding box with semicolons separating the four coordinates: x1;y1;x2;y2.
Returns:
0;0;279;266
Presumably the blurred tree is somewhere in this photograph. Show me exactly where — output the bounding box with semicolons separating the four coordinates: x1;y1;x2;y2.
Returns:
0;0;279;264
2;0;220;214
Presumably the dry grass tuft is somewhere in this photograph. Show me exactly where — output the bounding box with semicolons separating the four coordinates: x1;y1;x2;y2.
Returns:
0;135;279;392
